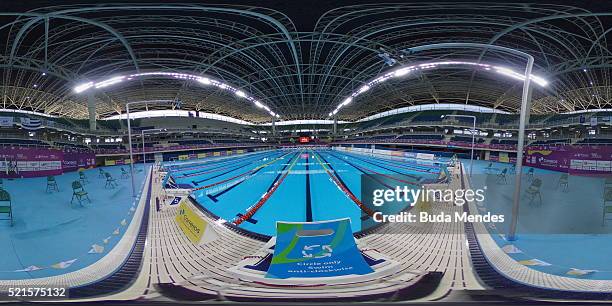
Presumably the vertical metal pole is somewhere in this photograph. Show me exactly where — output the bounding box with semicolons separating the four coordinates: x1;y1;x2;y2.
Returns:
333;116;338;135
272;117;276;136
470;116;475;177
508;56;534;241
126;104;136;198
142;130;146;166
87;93;97;131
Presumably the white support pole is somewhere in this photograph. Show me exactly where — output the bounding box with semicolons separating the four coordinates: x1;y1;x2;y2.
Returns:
142;130;146;165
126;104;137;198
508;56;534;241
470;116;475;177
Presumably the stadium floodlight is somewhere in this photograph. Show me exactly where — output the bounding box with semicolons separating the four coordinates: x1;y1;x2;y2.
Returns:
358;85;371;93
95;76;125;89
197;77;211;85
74;82;94;93
341;97;352;106
72;71;280;120
394;68;411;77
329;60;548;118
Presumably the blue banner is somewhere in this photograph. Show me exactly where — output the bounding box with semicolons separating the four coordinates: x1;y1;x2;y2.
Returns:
266;218;373;279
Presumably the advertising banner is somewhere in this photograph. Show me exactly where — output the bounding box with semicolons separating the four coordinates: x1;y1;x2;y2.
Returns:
266;218;373;279
62;150;95;172
175;199;217;244
525;145;612;175
0;147;63;178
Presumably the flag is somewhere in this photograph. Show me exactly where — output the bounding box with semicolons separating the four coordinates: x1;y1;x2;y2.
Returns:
20;117;43;130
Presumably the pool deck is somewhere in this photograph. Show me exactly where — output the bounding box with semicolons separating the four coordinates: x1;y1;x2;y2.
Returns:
0;164;152;291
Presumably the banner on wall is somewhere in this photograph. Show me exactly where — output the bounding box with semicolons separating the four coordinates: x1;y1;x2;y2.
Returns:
0;147;64;177
525;145;612;175
0;116;13;127
62;150;95;172
499;152;510;163
265;218;373;279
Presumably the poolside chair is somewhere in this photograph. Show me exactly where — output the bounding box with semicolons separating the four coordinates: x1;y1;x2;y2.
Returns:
496;168;508;184
526;168;534;181
557;173;569;192
71;180;90;206
98;168;106;178
105;172;118;188
603;186;612;225
0;188;13;226
121;167;130;179
79;171;89;184
525;178;542;206
485;162;494;174
46;176;59;193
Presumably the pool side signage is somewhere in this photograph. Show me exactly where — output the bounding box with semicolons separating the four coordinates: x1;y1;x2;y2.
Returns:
175;199;216;245
266;218;374;279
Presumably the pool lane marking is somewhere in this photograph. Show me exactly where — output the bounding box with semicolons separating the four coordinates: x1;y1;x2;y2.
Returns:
339;150;439;174
168;150;271;172
190;161;262;186
174;151;278;178
190;152;284;185
333;151;423;179
305;151;313;222
206;151;294;202
325;151;421;186
313;151;375;218
233;150;302;225
192;151;293;192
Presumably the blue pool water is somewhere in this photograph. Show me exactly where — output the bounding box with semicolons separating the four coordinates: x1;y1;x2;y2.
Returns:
168;149;442;236
468;159;612;280
0;164;149;280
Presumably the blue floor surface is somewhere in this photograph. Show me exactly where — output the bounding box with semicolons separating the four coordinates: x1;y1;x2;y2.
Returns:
467;159;612;280
0;164;149;280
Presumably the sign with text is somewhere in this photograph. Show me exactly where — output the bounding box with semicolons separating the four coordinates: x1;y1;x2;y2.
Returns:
266;219;373;279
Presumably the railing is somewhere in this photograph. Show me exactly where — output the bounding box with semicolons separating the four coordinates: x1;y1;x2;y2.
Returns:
94;142;269;155
333;139;517;151
340;115;612;136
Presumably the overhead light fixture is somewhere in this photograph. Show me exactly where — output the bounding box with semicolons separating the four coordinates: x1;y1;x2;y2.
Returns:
71;71;280;120
394;68;410;77
197;77;211;85
329;60;549;117
74;82;94;93
358;85;371;93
